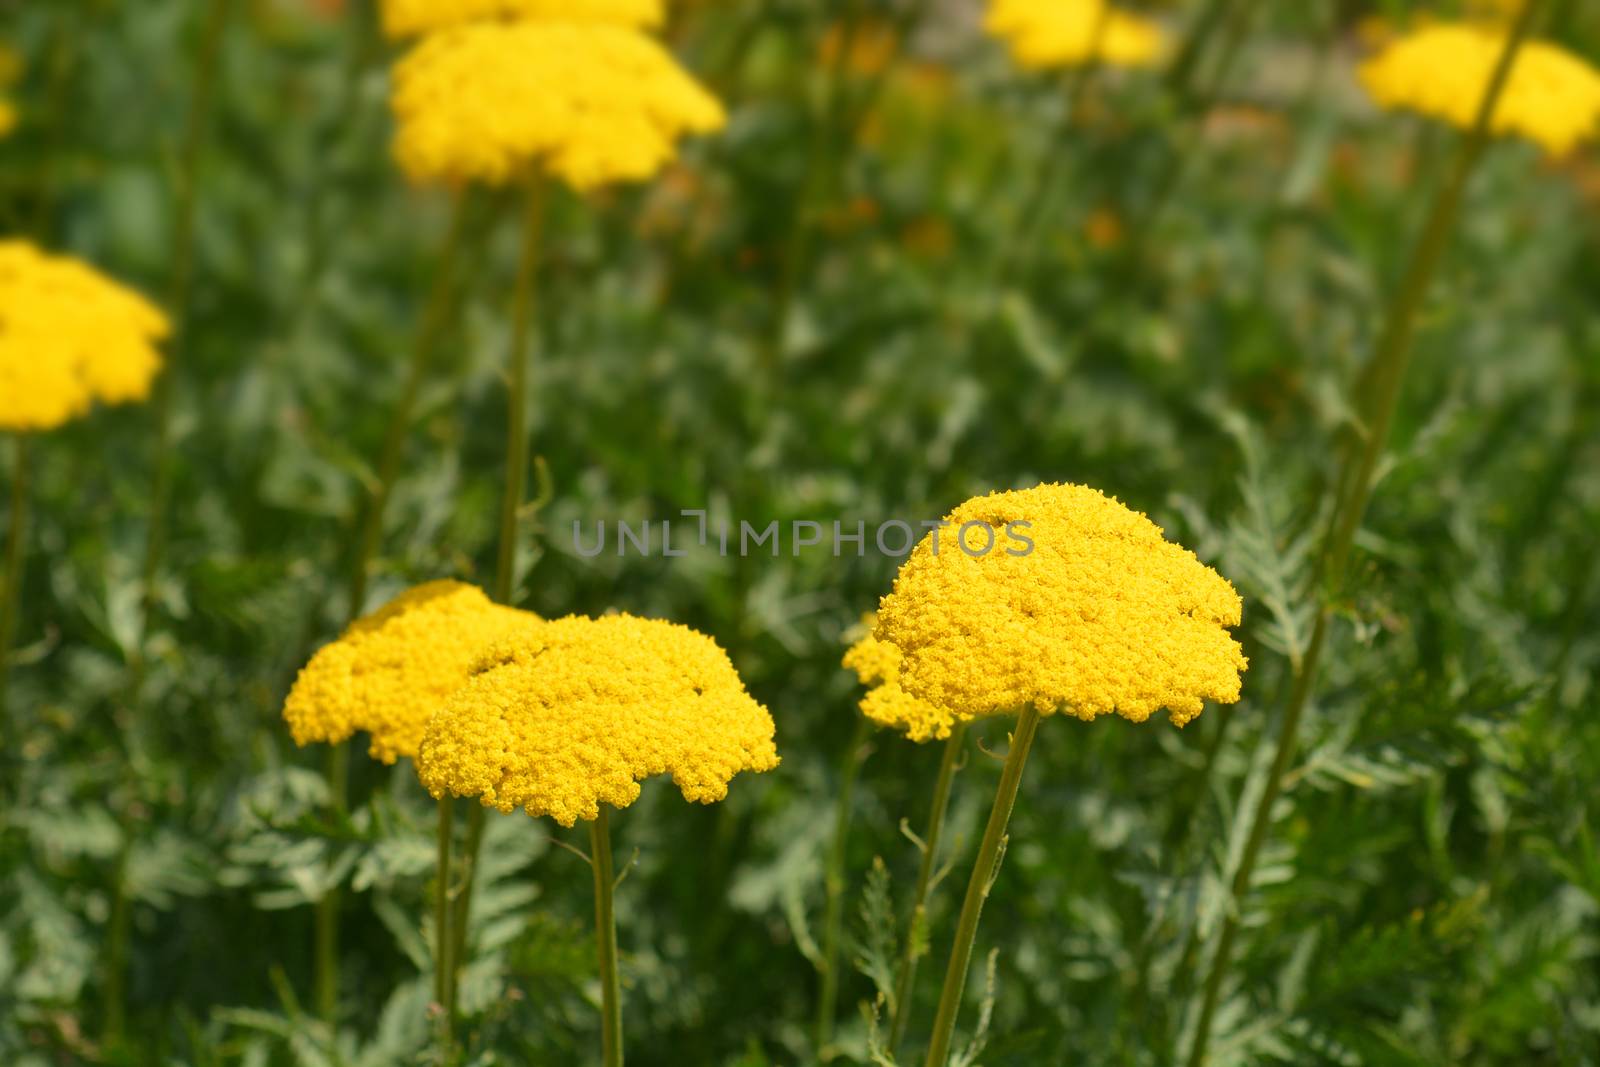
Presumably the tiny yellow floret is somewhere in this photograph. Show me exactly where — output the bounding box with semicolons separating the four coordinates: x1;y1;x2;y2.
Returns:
380;0;664;39
872;483;1246;732
416;614;780;827
283;581;535;764
0;241;169;433
1359;23;1600;156
985;0;1166;72
390;22;725;190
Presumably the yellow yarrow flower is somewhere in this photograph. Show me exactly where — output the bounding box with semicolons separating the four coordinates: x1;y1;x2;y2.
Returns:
379;0;664;39
283;581;535;764
0;241;169;433
844;623;961;743
0;99;14;139
1359;23;1600;156
416;614;780;827
985;0;1166;71
390;22;725;190
872;483;1246;732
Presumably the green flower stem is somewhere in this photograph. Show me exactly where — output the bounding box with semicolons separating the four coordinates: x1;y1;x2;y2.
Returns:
137;0;231;656
1182;5;1545;1065
344;190;470;622
493;174;548;607
1162;0;1232;106
0;435;28;741
815;714;873;1060
988;7;1111;291
887;723;968;1056
766;0;867;370
314;739;348;1027
435;797;456;1053
1121;0;1262;268
440;174;550;1027
923;707;1042;1067
591;806;624;1067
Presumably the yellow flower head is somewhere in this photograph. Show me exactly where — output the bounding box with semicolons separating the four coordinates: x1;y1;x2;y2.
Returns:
0;99;14;139
871;483;1246;732
984;0;1166;72
1358;23;1600;156
283;581;535;764
416;614;780;827
843;622;961;743
390;22;725;190
379;0;664;39
0;241;169;433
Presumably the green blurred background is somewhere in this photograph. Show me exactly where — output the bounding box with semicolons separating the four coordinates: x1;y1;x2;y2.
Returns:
2;0;1599;1064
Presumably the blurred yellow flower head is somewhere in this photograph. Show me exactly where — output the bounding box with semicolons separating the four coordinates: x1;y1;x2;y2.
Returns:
985;0;1166;72
390;22;724;190
416;614;780;826
380;0;664;39
872;483;1246;731
1359;23;1600;156
0;241;169;433
283;581;535;764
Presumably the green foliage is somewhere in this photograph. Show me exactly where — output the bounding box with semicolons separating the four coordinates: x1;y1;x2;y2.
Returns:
2;1;1599;1066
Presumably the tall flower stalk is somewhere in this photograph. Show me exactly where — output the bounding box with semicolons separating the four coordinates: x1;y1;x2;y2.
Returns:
0;436;28;738
1182;4;1548;1064
886;723;966;1054
815;715;872;1060
434;795;457;1051
591;805;624;1067
922;708;1040;1067
136;0;231;668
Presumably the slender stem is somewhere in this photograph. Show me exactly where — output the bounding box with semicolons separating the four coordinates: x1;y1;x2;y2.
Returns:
989;9;1111;292
137;0;231;651
494;175;548;607
1121;0;1262;270
1163;0;1233;106
815;714;873;1060
766;0;865;369
887;723;967;1055
923;707;1042;1067
102;844;132;1042
1182;7;1544;1065
591;806;624;1067
448;804;486;998
0;435;29;739
434;797;456;1054
314;740;348;1027
346;191;470;622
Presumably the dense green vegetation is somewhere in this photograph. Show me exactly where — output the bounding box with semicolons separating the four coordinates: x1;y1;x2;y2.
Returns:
2;1;1598;1065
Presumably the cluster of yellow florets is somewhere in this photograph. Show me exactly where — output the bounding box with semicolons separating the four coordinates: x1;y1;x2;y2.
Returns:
843;624;963;743
381;0;663;38
416;614;780;826
0;241;169;433
869;483;1246;732
283;581;535;763
1359;23;1600;156
984;0;1166;72
389;21;725;189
